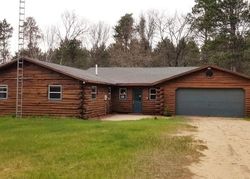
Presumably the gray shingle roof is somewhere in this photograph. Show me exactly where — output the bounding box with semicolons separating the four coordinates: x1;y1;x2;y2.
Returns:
30;59;112;84
86;67;198;85
1;58;199;85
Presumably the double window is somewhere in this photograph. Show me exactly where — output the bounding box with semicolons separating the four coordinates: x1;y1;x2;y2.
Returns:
48;85;62;100
91;86;97;99
119;88;127;100
0;85;8;99
149;88;157;100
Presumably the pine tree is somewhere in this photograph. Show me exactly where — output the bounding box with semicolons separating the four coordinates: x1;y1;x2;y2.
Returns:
188;0;219;62
23;17;42;58
0;19;13;63
217;0;250;70
114;14;135;49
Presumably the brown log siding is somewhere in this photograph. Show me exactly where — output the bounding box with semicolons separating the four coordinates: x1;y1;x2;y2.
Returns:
0;62;82;117
0;62;111;118
82;84;111;118
162;69;250;116
1;62;249;118
111;87;163;115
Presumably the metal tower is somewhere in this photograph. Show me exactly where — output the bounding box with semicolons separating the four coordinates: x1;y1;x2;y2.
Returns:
16;0;25;117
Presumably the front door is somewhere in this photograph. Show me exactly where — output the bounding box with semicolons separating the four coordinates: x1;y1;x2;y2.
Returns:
133;88;142;113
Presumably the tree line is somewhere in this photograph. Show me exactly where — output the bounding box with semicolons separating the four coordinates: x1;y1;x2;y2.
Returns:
0;0;250;74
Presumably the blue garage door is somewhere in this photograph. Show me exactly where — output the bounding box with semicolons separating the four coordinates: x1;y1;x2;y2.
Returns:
176;89;245;117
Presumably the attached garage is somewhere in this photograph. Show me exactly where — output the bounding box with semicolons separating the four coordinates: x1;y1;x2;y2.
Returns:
176;89;245;117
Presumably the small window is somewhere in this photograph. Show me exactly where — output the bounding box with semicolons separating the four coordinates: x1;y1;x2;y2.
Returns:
91;86;97;99
108;87;111;95
0;85;8;99
149;88;157;100
119;88;127;100
48;85;62;100
108;87;112;99
206;67;214;78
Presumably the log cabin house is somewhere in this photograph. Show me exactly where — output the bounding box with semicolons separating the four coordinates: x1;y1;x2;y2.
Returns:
0;57;250;118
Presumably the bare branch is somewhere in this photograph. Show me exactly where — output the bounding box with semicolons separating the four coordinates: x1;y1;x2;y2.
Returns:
89;22;110;49
57;11;89;42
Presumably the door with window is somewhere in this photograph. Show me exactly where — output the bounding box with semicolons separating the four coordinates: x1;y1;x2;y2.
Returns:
133;88;142;113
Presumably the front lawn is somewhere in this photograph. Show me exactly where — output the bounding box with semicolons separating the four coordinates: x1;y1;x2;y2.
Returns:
0;116;200;179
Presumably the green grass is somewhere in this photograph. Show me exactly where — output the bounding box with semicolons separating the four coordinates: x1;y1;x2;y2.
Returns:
0;116;200;179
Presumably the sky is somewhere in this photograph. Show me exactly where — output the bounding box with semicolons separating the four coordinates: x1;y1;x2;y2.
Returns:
0;0;195;54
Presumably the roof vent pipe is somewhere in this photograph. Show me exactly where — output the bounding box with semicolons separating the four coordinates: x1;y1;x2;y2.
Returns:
95;64;98;76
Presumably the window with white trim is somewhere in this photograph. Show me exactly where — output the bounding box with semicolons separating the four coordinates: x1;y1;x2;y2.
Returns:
0;85;8;99
48;85;62;100
91;86;97;99
149;88;157;100
119;88;127;100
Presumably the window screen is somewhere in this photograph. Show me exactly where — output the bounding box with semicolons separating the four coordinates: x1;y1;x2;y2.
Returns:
0;85;8;99
49;85;62;100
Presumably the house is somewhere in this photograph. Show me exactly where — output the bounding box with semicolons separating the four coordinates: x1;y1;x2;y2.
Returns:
0;57;250;118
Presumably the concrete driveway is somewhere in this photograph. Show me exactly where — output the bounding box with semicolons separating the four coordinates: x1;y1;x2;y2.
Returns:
188;117;250;179
100;114;154;121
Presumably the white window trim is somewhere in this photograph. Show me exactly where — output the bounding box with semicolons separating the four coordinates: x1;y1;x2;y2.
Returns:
91;86;97;99
0;85;8;100
119;88;127;100
149;88;157;100
108;87;112;95
48;85;62;101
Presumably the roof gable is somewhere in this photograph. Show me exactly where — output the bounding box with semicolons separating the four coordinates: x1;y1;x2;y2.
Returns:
153;65;250;85
0;58;111;84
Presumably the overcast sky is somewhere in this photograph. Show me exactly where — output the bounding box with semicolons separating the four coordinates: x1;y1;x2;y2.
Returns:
0;0;195;54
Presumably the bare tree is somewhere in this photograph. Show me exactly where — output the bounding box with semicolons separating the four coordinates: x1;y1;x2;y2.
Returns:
144;10;158;49
42;25;58;61
155;12;193;66
89;22;110;49
57;11;89;42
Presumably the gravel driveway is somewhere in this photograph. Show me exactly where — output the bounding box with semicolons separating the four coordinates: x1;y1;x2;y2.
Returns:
188;117;250;179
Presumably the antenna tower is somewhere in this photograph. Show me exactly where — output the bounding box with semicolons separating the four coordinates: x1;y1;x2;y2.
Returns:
16;0;25;117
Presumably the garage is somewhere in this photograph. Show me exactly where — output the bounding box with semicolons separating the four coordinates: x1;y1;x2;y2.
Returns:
176;88;245;117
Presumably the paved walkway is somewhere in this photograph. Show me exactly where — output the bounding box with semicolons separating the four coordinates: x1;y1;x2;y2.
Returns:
100;114;154;121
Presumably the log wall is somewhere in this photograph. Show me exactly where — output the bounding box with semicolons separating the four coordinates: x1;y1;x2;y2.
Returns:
162;68;250;116
0;61;111;118
82;84;111;118
111;86;163;115
0;62;82;117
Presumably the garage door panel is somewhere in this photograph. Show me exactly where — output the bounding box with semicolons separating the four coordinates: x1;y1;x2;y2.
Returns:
176;89;244;117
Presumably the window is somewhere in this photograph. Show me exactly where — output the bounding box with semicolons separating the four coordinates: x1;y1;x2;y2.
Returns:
48;85;62;100
108;87;112;100
108;87;112;95
91;86;97;99
149;88;157;100
0;85;8;99
119;88;127;100
206;67;214;78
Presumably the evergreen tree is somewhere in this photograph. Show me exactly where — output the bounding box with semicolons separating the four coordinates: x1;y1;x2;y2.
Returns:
52;39;89;69
0;19;13;63
23;17;42;58
153;38;176;66
188;0;219;62
90;44;110;67
114;13;135;49
217;0;250;70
